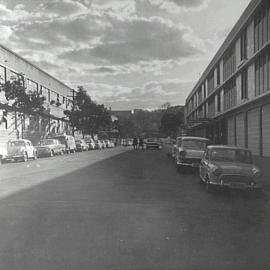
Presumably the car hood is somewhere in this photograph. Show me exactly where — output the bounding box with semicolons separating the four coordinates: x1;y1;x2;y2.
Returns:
183;149;205;159
213;161;256;176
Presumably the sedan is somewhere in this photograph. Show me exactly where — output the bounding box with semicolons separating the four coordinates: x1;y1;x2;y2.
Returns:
75;139;89;151
36;139;66;157
199;145;262;192
145;138;162;150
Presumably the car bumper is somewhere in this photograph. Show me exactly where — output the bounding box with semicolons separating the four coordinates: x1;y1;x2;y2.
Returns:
176;159;201;167
209;180;262;190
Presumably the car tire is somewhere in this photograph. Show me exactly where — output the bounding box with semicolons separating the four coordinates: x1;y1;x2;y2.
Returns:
205;176;213;192
22;152;28;162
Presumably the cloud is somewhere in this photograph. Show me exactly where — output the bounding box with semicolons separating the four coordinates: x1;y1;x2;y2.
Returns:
78;79;194;109
148;0;209;13
59;16;202;65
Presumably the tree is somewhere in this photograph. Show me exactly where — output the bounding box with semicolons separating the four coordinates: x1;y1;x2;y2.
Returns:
64;86;111;136
0;77;45;113
160;107;184;137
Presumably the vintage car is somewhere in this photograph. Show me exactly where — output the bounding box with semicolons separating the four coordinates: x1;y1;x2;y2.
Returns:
175;136;210;169
94;140;103;149
36;139;66;157
145;138;162;150
75;139;89;151
199;145;262;192
50;135;77;153
85;138;96;150
3;139;37;162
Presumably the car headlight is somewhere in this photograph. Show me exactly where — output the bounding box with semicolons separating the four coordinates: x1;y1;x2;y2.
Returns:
212;166;222;176
252;168;262;178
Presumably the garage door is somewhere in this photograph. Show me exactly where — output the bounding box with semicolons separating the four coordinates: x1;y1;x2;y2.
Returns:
235;113;245;148
227;116;235;146
262;104;270;157
247;108;260;155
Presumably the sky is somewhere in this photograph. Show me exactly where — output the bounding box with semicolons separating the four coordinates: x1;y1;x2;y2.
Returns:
0;0;251;110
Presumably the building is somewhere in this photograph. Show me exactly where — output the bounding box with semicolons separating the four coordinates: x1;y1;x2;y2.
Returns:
0;43;74;156
185;0;270;157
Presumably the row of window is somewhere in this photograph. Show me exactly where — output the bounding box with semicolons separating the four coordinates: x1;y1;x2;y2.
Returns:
254;0;270;53
0;65;73;110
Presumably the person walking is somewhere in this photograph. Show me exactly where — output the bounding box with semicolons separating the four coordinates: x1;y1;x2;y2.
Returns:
132;137;138;150
138;137;144;150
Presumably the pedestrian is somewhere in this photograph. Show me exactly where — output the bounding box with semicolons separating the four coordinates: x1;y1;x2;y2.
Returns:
138;137;144;150
132;137;138;150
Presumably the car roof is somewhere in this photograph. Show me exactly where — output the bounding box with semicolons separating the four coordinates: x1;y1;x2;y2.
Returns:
207;145;251;151
177;136;210;141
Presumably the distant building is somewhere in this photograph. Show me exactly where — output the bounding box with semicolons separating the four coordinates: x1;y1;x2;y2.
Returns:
185;0;270;157
0;43;74;156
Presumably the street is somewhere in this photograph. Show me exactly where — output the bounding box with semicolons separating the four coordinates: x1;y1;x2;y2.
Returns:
0;147;270;269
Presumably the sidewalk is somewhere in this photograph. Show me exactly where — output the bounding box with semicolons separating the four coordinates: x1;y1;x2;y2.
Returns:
254;156;270;193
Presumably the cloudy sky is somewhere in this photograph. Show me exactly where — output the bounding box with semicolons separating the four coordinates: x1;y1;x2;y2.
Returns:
0;0;250;110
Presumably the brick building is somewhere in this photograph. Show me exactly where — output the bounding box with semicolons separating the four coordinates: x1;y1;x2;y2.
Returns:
185;0;270;158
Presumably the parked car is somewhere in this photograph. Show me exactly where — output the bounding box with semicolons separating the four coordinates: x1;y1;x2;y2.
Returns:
75;139;89;151
50;135;76;153
174;136;210;169
199;145;262;192
36;139;66;157
100;140;107;149
85;138;96;150
3;139;37;162
94;140;103;149
145;138;162;150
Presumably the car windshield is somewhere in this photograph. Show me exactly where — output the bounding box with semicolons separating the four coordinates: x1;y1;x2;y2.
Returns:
182;139;208;150
211;148;253;164
9;141;25;147
52;136;65;144
40;139;55;145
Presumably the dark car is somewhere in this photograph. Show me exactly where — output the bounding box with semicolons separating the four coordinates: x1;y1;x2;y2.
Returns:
75;139;89;151
36;139;66;157
145;138;162;150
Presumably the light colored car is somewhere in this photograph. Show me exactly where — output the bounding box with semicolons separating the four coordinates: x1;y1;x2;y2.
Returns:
145;138;162;150
175;136;210;169
51;135;76;153
75;139;89;151
100;140;107;149
4;139;37;162
85;138;96;150
36;139;66;157
199;145;262;192
94;140;103;149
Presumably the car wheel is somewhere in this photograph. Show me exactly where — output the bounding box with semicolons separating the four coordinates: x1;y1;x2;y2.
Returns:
205;176;213;192
33;151;37;160
22;152;28;162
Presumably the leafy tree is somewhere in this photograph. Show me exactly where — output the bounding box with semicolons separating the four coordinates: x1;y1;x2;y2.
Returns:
64;86;111;136
0;77;45;113
160;107;184;137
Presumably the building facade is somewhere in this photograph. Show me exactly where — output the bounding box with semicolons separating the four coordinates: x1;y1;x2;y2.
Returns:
0;44;74;156
185;0;270;157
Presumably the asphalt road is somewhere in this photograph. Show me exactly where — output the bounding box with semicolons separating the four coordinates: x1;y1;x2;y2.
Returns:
0;147;270;269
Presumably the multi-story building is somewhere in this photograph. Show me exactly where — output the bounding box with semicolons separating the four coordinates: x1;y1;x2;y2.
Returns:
185;0;270;157
0;44;74;156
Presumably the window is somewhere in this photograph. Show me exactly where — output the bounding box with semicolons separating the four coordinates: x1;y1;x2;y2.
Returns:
27;79;38;94
207;71;215;94
254;1;270;52
241;69;248;99
224;79;236;110
255;47;270;96
223;47;236;81
217;91;221;112
240;30;247;60
216;64;220;85
0;66;6;84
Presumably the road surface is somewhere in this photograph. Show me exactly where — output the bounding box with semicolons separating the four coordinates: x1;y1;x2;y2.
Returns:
0;147;269;269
